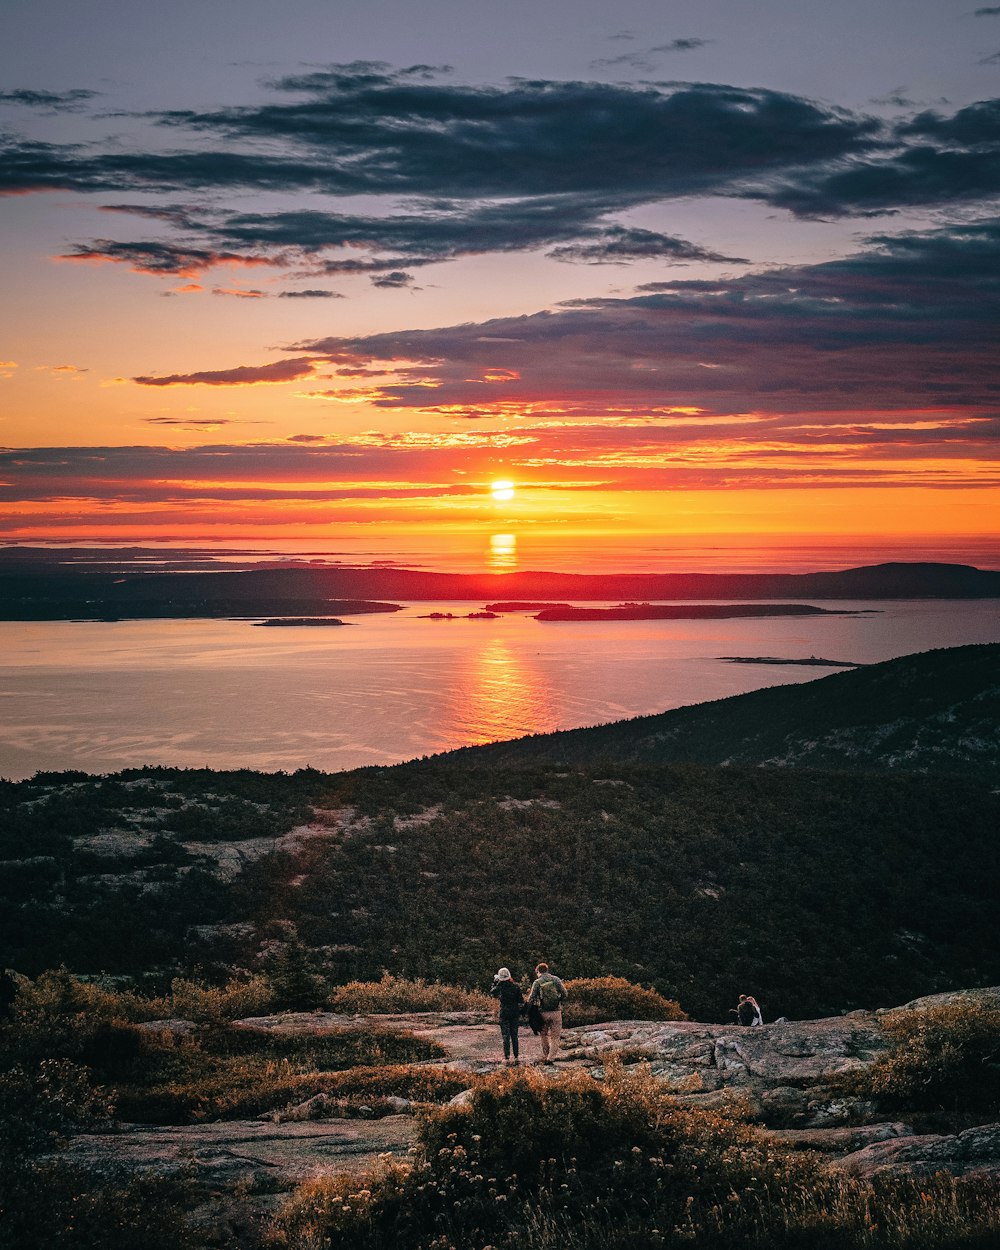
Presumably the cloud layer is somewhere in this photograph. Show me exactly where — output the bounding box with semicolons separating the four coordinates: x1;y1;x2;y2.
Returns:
275;219;1000;421
5;64;998;285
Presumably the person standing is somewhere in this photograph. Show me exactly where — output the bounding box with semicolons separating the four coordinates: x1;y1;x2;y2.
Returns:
527;962;567;1064
490;967;524;1064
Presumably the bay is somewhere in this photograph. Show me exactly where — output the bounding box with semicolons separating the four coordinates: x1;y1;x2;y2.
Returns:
0;598;997;780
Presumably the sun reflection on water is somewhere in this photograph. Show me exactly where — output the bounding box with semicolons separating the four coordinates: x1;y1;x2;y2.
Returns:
489;533;517;570
446;636;553;745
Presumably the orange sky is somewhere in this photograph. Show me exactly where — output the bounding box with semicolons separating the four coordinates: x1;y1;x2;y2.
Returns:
2;4;999;570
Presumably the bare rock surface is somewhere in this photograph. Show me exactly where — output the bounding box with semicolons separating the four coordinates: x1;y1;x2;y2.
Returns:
62;1115;416;1191
764;1122;916;1154
235;1009;508;1070
835;1122;1000;1179
566;1015;887;1127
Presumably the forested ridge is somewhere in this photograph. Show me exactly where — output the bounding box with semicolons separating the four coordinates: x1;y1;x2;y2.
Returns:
439;643;1000;780
3;755;997;1022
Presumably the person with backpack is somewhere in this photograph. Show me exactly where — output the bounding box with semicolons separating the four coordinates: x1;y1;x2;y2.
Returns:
490;967;525;1064
527;961;568;1064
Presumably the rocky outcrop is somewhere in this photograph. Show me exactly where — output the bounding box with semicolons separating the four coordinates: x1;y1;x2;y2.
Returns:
567;1013;887;1128
61;1116;416;1191
835;1123;1000;1179
58;989;1000;1242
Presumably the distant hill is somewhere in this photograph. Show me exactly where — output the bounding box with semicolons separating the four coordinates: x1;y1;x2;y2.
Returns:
0;553;998;617
441;644;1000;781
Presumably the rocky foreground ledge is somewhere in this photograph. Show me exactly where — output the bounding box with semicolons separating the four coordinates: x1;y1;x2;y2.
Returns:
60;989;1000;1242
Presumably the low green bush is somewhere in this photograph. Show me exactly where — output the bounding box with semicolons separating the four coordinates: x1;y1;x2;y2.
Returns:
560;976;686;1027
0;1159;198;1250
0;1051;196;1250
0;1059;111;1160
5;969;150;1060
4;969;276;1065
856;997;1000;1121
330;972;492;1014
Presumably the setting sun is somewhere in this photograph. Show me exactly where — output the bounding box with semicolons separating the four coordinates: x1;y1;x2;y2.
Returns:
491;479;515;502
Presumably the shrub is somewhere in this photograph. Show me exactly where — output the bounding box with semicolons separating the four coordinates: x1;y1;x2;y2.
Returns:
3;969;153;1064
268;1063;819;1250
857;997;1000;1120
264;942;329;1011
268;1065;1000;1249
0;1159;197;1250
110;1023;447;1123
0;1052;195;1250
0;1059;112;1160
3;968;275;1059
316;1063;469;1103
560;976;686;1027
160;973;275;1022
330;972;491;1014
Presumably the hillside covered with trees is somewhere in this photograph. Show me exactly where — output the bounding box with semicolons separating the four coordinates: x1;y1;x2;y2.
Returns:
441;643;1000;781
3;644;998;1021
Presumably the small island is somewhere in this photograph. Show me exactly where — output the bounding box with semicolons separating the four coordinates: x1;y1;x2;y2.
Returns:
721;655;866;667
418;610;501;620
485;601;574;612
253;617;350;627
533;603;859;622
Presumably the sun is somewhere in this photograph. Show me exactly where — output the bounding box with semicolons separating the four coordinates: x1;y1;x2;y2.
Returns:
491;479;515;502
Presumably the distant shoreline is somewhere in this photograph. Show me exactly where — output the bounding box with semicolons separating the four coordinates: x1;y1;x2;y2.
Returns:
532;603;868;622
0;551;998;620
721;655;864;667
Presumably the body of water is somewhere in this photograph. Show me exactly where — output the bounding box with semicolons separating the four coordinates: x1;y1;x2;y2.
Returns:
1;599;997;780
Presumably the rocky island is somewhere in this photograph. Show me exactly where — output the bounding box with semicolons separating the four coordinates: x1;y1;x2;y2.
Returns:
533;602;863;621
721;655;865;667
252;617;350;627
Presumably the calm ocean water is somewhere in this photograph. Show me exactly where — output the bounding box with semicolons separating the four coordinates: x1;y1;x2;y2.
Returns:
1;599;997;780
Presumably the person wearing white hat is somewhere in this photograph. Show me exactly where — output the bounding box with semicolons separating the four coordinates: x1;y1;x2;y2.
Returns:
490;966;524;1063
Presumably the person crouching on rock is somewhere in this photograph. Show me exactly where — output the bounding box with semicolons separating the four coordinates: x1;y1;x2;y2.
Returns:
490;967;524;1064
527;962;568;1064
734;994;763;1026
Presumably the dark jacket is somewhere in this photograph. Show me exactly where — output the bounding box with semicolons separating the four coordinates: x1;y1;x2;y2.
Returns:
490;979;524;1018
736;1000;756;1026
